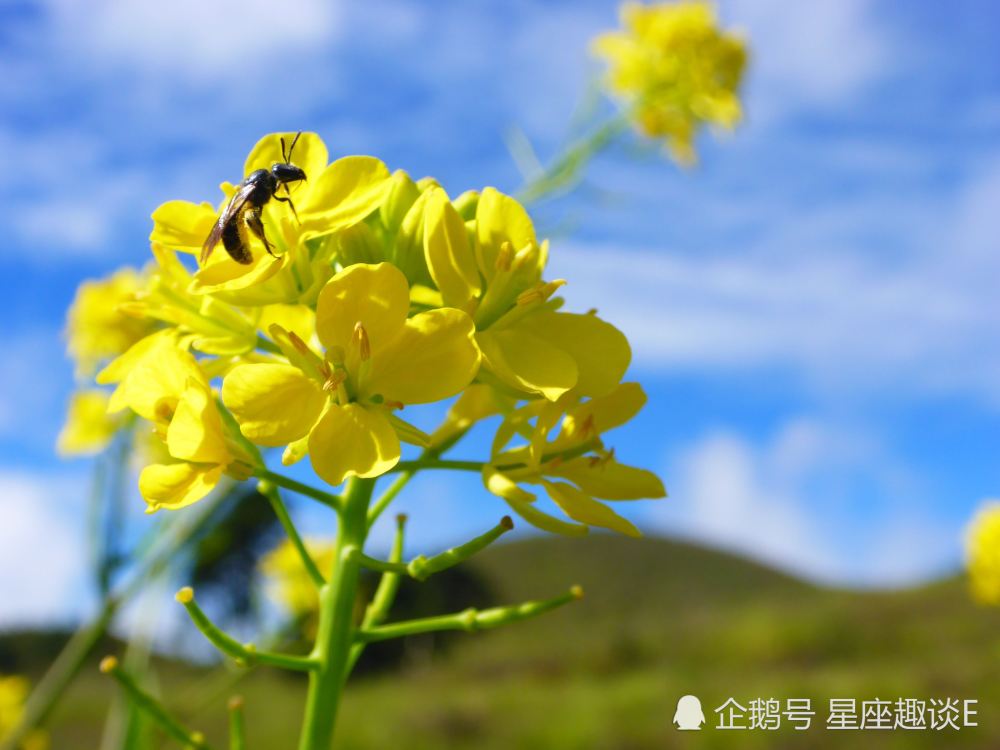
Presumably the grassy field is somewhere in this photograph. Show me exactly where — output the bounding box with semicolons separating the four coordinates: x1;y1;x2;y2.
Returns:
19;534;1000;748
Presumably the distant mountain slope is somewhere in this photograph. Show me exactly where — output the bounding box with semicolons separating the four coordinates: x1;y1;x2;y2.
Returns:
10;534;1000;749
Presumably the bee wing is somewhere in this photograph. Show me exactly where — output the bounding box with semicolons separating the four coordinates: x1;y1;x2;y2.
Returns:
200;182;256;264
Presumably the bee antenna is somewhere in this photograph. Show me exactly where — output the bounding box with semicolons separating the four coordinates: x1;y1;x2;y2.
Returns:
287;131;302;163
280;136;288;163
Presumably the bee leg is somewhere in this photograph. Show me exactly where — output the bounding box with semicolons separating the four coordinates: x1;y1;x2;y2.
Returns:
273;193;300;224
244;208;276;258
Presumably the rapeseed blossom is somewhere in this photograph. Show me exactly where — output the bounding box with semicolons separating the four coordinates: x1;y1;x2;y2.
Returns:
593;1;747;163
63;130;663;531
261;537;335;626
65;267;155;376
223;262;480;486
966;500;1000;605
0;675;47;750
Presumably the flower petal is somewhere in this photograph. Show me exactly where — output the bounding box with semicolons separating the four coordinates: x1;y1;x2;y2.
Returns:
149;200;218;255
527;312;631;398
542;480;641;537
315;263;409;357
548;456;666;500
192;251;285;294
308;404;400;486
475;188;538;282
476;326;577;401
140;462;223;512
299;156;391;239
243;132;329;184
167;377;231;464
362;308;480;405
106;336;203;421
57;390;119;456
482;467;589;537
560;382;647;443
222;363;326;447
423;187;481;308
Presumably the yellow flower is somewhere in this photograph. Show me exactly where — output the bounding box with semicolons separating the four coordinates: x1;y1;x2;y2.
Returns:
483;383;665;536
56;389;123;456
65;267;156;376
223;263;480;486
261;537;335;626
423;186;631;401
123;243;259;356
98;333;257;511
150;132;393;302
0;674;47;750
966;500;1000;605
592;1;747;164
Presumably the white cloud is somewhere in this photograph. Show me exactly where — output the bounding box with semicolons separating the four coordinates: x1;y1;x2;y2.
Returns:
549;149;1000;405
43;0;342;81
0;470;91;626
655;419;957;585
724;0;888;123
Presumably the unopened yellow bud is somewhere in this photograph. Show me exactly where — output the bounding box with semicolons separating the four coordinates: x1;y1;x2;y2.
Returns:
175;586;195;604
99;655;119;674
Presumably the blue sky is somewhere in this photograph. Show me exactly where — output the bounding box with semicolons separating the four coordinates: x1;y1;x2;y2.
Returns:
1;0;998;626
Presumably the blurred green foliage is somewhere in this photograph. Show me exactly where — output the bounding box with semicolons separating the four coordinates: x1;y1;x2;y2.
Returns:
10;535;1000;748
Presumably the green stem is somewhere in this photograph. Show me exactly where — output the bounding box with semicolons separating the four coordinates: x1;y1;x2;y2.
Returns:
359;515;513;581
516;110;632;205
258;480;325;586
389;459;484;473
297;477;374;750
366;427;471;528
255;469;342;511
99;656;214;750
256;334;283;355
389;440;601;477
228;697;246;750
176;588;318;672
347;515;407;673
357;586;584;643
365;471;412;529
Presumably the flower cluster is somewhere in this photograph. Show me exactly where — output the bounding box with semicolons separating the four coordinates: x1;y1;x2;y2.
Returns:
592;1;747;164
61;132;663;534
260;537;334;631
0;675;47;750
965;500;1000;605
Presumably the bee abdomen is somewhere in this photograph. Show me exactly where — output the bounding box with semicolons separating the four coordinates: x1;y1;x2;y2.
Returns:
222;220;253;264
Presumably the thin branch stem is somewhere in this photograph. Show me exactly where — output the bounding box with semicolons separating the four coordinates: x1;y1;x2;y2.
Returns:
366;427;472;528
357;586;584;643
366;471;412;529
256;334;283;355
390;458;484;473
255;469;342;511
257;480;325;587
347;514;408;673
359;516;513;581
99;656;214;750
176;588;319;672
228;696;246;750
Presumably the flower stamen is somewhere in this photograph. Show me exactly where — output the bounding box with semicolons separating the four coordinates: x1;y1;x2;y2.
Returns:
352;322;371;362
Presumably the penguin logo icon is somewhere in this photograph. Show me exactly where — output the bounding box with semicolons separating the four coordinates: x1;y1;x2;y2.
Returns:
674;695;705;730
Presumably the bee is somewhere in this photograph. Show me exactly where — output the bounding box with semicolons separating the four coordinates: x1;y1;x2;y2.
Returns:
201;132;307;265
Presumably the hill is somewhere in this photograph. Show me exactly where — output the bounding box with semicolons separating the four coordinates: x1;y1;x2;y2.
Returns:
17;534;1000;748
